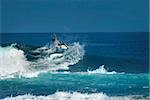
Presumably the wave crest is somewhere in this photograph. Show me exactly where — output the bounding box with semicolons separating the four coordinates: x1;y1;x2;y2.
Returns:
0;44;30;77
87;65;117;74
31;42;84;70
3;92;149;100
0;43;85;79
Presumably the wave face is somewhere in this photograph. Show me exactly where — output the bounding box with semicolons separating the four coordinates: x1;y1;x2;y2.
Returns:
0;43;84;79
3;92;150;100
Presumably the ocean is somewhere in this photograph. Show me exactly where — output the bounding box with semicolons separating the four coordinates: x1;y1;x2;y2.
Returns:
0;32;149;100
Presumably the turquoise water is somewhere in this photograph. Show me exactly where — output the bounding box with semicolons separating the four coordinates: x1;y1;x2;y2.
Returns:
0;32;149;99
0;73;149;98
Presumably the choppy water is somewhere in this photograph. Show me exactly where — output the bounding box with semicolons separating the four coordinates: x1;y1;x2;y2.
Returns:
0;32;149;100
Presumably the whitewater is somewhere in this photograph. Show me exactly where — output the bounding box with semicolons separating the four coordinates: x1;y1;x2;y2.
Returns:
0;42;123;79
0;42;149;100
3;92;150;100
0;43;85;79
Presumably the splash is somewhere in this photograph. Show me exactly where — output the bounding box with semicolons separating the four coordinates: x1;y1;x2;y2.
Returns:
31;42;84;71
0;44;30;77
0;43;84;79
3;92;149;100
87;65;117;74
48;65;123;75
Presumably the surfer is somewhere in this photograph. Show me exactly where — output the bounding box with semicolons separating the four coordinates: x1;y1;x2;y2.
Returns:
51;33;69;51
31;33;69;57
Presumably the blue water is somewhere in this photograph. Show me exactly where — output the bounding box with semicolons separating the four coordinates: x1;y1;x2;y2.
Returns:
0;73;149;98
1;32;149;59
0;32;149;99
1;32;149;73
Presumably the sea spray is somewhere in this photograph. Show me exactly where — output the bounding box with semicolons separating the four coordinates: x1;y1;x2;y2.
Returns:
0;43;85;79
0;44;30;77
87;65;117;74
31;42;85;70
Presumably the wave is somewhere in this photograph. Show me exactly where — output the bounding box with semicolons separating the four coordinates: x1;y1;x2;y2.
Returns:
31;42;85;71
51;65;121;75
87;65;118;74
0;51;122;79
0;44;30;77
0;66;121;80
0;43;84;79
3;92;149;100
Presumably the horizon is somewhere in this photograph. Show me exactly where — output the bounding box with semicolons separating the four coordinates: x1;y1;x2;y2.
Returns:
1;32;148;47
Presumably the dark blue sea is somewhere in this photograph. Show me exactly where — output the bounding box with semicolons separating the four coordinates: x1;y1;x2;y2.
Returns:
0;32;149;100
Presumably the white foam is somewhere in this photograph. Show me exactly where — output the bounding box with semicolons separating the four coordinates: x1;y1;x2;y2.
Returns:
0;43;85;79
0;43;122;79
0;44;30;77
3;92;149;100
87;65;117;74
31;42;84;71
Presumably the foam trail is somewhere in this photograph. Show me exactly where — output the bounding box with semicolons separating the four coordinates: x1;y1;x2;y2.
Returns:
3;92;149;100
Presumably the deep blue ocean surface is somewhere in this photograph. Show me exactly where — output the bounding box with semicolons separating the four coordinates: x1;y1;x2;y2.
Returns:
0;32;149;99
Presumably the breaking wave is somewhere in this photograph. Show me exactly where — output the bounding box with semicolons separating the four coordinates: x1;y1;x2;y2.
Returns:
87;65;117;74
0;43;123;80
0;43;84;79
31;42;85;71
3;92;149;100
51;65;123;75
0;44;30;77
